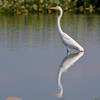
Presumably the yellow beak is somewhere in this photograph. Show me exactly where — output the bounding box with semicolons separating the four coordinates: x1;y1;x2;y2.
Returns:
49;7;56;10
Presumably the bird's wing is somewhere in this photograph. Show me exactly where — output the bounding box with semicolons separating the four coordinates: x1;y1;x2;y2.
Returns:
62;33;80;49
62;36;75;46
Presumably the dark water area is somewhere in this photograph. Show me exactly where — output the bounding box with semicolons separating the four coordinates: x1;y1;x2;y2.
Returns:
0;14;100;100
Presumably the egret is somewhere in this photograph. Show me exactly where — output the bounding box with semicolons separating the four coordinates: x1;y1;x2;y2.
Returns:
57;52;84;98
50;6;84;52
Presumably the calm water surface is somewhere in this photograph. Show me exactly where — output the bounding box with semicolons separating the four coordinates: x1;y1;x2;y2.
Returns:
0;14;100;100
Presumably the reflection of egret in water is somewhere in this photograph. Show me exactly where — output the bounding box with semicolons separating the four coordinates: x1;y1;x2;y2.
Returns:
57;52;84;98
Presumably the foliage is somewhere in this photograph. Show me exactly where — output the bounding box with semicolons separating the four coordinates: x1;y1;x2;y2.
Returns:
0;0;99;15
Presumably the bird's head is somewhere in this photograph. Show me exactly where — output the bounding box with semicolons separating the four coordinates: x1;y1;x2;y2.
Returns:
49;6;63;16
49;6;62;11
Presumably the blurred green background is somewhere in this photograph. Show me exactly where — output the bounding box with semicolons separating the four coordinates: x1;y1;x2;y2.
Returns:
0;0;100;15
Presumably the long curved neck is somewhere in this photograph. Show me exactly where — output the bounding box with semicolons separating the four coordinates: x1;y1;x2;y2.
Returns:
57;8;64;35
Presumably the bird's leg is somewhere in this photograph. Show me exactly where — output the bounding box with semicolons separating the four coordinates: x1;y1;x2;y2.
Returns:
67;48;69;56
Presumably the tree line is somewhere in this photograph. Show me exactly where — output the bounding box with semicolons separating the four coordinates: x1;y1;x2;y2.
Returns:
0;0;100;15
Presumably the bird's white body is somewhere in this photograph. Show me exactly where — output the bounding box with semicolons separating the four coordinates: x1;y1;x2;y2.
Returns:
56;6;84;52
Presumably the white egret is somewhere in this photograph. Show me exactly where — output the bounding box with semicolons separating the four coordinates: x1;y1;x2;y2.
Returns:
50;6;84;52
57;52;84;98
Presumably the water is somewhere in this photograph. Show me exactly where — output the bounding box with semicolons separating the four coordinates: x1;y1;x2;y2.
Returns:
0;14;100;100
